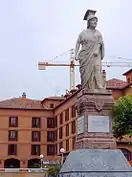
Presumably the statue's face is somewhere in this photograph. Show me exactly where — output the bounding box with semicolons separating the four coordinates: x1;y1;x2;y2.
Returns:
88;18;97;28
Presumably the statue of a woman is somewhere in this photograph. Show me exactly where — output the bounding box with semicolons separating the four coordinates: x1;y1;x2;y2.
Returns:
75;10;105;89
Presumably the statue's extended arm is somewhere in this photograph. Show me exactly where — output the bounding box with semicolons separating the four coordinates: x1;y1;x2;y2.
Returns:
75;36;81;60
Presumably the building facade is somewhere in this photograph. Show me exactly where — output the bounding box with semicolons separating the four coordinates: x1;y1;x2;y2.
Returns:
0;70;131;169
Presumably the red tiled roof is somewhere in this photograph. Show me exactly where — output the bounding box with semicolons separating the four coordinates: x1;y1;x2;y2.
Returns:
47;96;64;100
0;95;65;110
123;68;132;76
106;78;127;89
0;97;44;110
42;96;64;101
41;96;64;104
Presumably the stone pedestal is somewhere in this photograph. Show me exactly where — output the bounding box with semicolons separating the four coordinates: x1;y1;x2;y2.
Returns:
59;149;132;177
76;88;117;149
59;88;132;176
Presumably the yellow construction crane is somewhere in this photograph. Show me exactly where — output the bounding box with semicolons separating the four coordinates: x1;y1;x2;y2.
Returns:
38;49;132;90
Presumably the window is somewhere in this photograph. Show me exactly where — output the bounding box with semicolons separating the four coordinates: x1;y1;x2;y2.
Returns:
47;117;57;128
47;118;54;128
47;131;57;141
50;104;54;108
9;117;18;127
65;109;69;121
8;130;18;141
72;137;76;150
66;139;69;151
31;145;40;155
127;77;130;83
47;144;57;156
71;121;76;134
8;144;17;155
32;131;40;142
66;124;69;136
32;117;41;128
59;127;63;139
54;144;57;155
59;113;63;125
71;105;76;118
59;141;63;150
54;116;57;127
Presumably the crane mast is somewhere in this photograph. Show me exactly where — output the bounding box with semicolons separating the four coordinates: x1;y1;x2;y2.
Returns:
70;49;75;90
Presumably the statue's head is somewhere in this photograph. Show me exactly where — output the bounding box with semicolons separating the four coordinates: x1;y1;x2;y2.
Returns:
87;15;98;29
83;9;98;29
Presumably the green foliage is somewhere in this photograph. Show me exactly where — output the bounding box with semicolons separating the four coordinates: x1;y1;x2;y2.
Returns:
47;164;61;177
113;95;132;139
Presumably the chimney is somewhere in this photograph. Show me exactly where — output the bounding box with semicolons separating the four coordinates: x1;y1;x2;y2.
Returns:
22;92;26;99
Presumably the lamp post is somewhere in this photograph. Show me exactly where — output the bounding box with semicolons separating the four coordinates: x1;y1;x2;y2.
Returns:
40;154;44;171
60;148;65;166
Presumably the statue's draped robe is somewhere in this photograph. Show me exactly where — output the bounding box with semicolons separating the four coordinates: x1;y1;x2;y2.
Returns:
76;29;104;89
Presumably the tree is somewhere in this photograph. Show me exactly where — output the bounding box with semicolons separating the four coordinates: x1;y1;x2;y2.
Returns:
112;95;132;139
47;164;61;177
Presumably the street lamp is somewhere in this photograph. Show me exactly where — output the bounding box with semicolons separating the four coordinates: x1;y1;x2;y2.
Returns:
60;148;65;166
40;154;44;170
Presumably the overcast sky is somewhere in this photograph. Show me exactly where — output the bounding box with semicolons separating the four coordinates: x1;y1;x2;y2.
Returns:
0;0;132;100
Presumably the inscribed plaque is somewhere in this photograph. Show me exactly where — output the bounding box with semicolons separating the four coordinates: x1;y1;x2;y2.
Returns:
88;115;109;132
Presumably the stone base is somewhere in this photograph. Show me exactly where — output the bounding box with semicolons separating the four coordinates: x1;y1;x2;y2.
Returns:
76;132;117;149
59;149;132;177
77;88;113;115
76;88;117;149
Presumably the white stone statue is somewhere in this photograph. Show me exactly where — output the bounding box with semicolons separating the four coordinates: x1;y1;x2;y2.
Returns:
75;10;105;89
